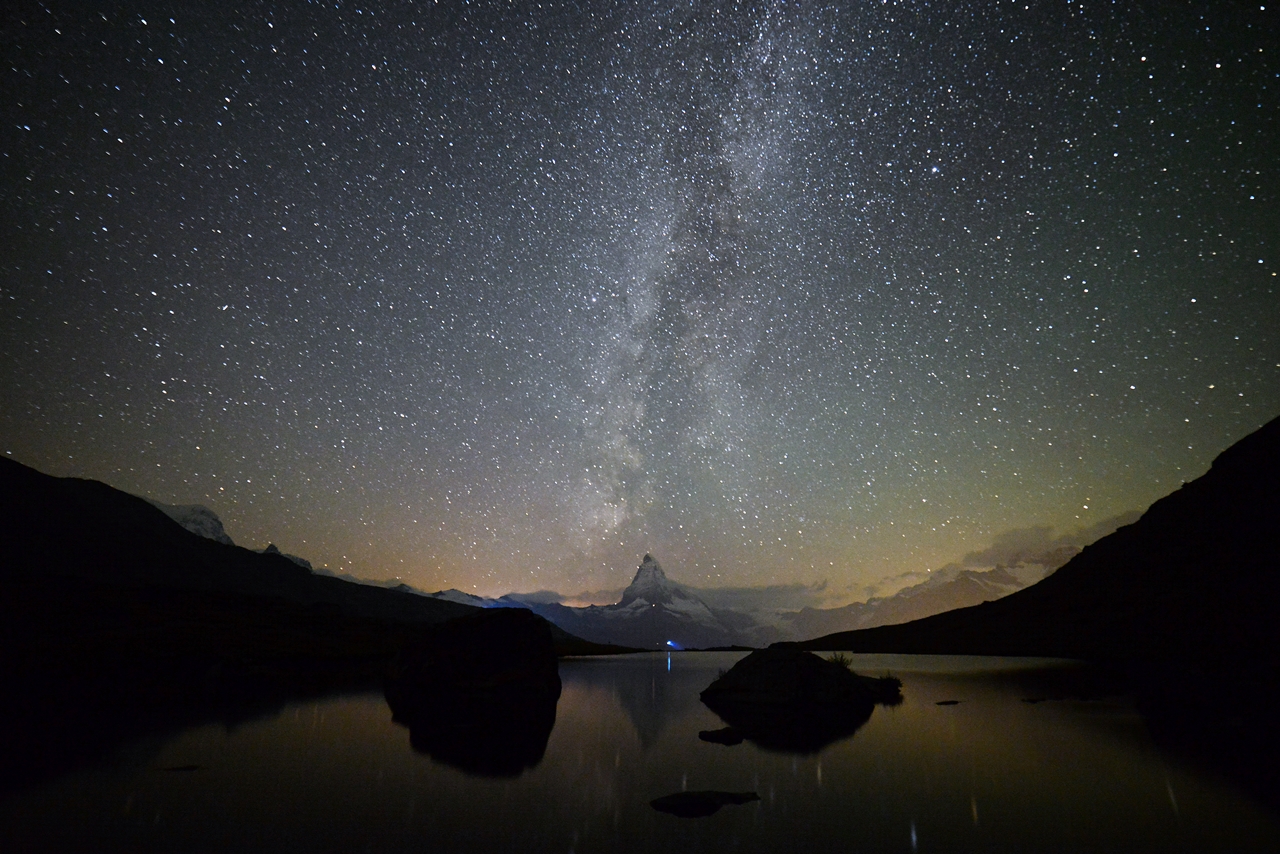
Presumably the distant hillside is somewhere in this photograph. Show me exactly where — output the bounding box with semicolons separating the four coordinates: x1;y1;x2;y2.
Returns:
792;415;1280;679
0;456;480;629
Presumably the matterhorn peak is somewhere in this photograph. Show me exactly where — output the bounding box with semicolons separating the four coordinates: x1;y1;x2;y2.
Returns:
619;554;679;606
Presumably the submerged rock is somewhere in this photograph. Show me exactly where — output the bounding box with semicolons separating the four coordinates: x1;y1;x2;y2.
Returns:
699;648;901;753
698;727;745;746
384;607;562;777
650;790;760;818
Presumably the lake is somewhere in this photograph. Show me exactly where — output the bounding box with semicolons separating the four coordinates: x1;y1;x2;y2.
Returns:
3;652;1278;852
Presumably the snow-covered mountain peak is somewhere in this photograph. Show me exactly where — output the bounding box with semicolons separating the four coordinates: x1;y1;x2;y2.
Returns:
144;499;234;545
618;554;685;607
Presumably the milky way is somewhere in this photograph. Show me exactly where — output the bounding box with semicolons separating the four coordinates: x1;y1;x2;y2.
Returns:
2;1;1277;599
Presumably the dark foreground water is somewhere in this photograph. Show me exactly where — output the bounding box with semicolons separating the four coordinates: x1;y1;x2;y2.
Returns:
3;652;1278;852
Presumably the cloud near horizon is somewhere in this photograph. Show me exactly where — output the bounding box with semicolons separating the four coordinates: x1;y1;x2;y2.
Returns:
958;511;1143;569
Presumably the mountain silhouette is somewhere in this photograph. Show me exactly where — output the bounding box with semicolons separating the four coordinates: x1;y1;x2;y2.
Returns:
0;457;526;794
791;415;1280;673
0;456;480;627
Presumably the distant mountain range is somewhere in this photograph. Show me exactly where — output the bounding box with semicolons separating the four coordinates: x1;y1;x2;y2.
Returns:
521;555;759;650
143;497;315;569
419;522;1133;650
90;464;1136;652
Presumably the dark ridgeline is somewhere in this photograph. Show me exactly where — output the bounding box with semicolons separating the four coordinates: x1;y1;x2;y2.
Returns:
0;457;590;795
789;414;1280;808
384;607;561;777
0;455;479;626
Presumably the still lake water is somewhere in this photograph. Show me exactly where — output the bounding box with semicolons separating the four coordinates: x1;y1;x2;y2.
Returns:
4;652;1278;852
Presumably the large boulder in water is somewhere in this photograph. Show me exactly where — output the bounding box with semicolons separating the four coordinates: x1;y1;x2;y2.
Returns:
384;607;561;776
700;648;900;753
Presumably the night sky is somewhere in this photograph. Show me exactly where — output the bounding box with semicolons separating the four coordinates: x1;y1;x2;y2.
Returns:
3;1;1277;602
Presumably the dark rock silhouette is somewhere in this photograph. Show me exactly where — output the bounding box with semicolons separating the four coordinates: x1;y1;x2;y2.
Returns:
699;648;901;753
650;790;759;818
384;608;562;777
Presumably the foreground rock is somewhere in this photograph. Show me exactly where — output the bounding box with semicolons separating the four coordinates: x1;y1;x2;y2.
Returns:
650;790;760;818
384;607;562;777
699;648;901;753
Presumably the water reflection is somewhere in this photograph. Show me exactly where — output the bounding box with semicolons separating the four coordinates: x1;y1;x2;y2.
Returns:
650;790;760;818
699;699;873;754
0;671;367;800
560;651;711;749
2;653;1278;853
386;680;560;777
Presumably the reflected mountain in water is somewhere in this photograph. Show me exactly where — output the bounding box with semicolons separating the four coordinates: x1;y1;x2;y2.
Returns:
560;653;711;749
384;608;562;777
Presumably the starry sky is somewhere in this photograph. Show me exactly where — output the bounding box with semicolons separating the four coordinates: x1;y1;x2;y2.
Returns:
2;1;1277;602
